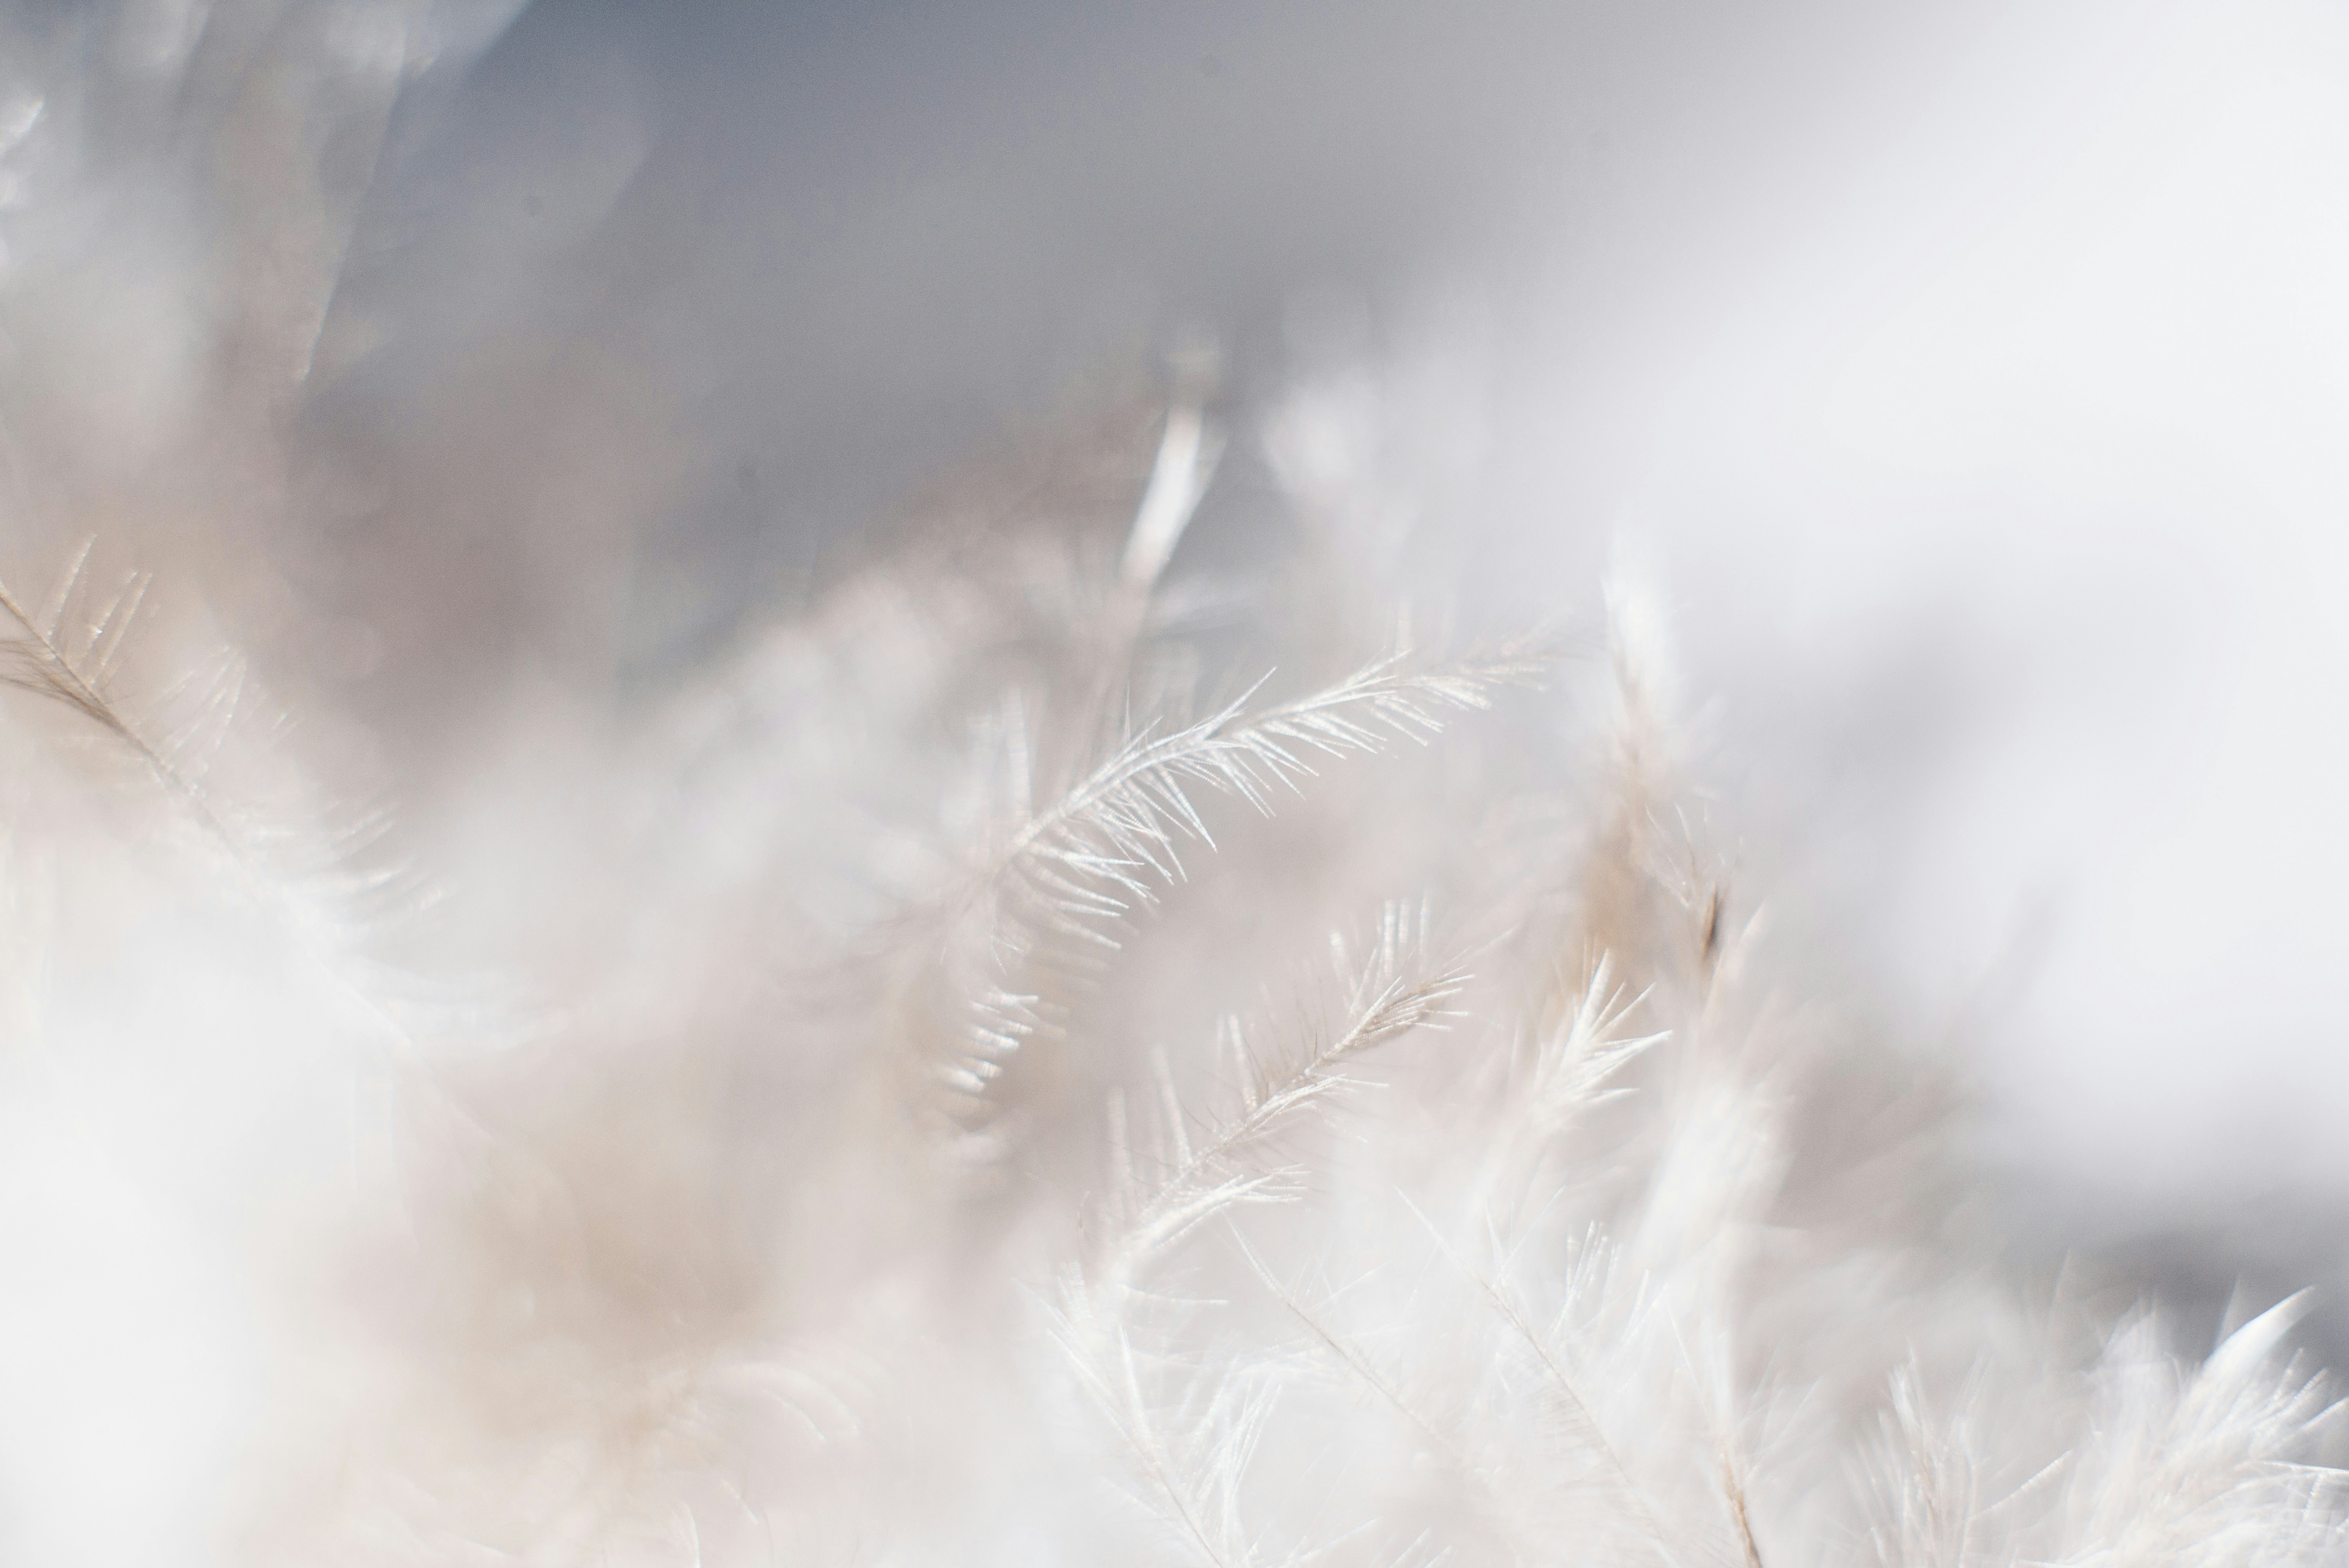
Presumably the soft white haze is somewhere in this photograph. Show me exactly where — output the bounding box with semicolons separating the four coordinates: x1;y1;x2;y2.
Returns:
1473;0;2349;1204
1;0;2346;1562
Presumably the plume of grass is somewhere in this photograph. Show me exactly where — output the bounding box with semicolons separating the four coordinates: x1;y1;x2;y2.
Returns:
4;44;2343;1557
0;549;228;834
984;641;1552;943
1072;905;1470;1314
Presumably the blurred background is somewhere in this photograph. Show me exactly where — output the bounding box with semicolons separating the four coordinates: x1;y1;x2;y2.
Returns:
2;0;2347;1553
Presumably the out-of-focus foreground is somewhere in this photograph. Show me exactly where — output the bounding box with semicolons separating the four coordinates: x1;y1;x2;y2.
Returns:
1;1;2346;1562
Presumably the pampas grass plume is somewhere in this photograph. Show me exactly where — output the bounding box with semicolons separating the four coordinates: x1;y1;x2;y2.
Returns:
0;4;2342;1564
